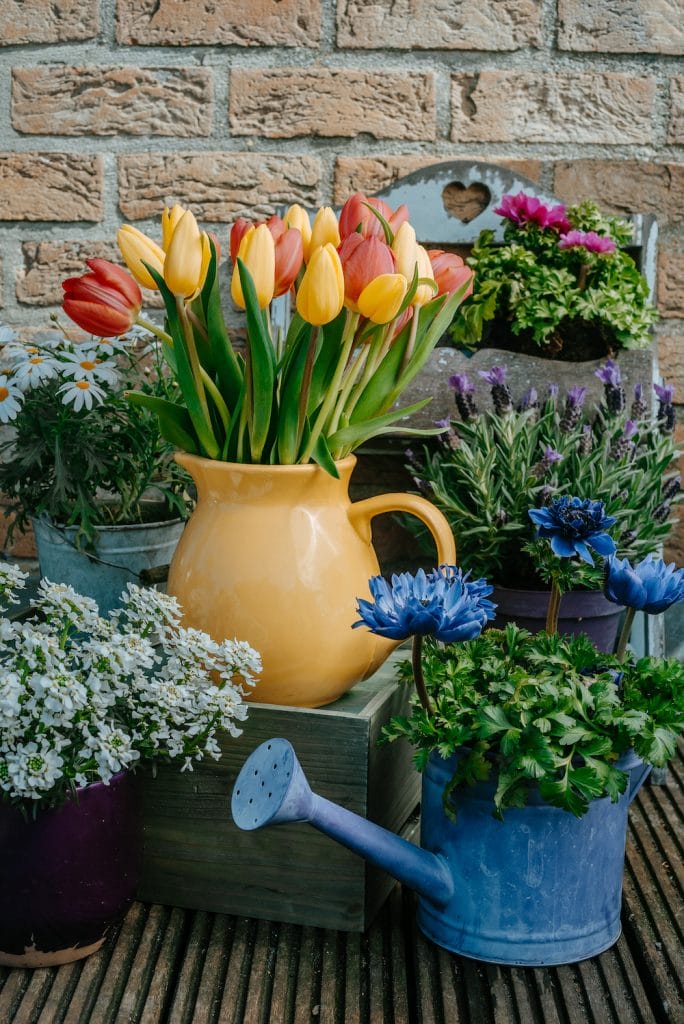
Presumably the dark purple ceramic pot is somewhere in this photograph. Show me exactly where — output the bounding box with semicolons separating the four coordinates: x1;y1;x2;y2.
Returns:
0;770;140;968
491;587;624;653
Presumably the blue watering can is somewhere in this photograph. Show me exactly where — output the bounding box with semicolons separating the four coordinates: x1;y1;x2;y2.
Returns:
231;738;650;967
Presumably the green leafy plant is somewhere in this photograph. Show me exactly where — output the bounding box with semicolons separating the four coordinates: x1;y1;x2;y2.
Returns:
384;625;684;818
407;362;680;588
0;326;190;548
451;195;658;358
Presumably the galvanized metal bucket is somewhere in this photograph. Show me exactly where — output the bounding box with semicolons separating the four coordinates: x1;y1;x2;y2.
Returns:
32;515;186;616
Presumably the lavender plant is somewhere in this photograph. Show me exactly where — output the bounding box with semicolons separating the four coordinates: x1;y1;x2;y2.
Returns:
407;361;680;590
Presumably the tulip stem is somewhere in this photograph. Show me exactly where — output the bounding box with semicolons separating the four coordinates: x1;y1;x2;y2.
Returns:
342;323;389;422
297;325;319;451
545;579;563;634
616;606;637;662
400;309;420;374
300;311;357;464
200;367;231;434
328;343;367;441
412;635;433;716
137;317;173;346
176;297;215;438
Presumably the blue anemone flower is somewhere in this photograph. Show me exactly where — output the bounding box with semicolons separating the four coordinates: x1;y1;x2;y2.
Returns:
353;565;496;643
604;554;684;613
528;496;617;565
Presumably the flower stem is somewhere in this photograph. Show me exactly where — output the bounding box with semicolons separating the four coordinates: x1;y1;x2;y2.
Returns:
545;579;563;634
137;317;173;346
616;606;636;662
300;311;358;463
412;634;433;716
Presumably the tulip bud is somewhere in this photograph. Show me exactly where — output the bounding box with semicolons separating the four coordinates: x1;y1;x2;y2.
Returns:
231;223;276;310
230;217;252;265
413;245;437;307
284;204;312;261
428;249;474;298
309;206;340;257
296;243;344;326
62;258;142;337
164;209;210;299
339;234;396;310
117;225;165;291
339;194;409;240
161;204;187;252
358;273;408;325
391;222;418;280
266;214;287;242
274;228;304;298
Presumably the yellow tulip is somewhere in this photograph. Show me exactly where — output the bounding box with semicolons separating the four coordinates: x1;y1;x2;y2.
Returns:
413;244;437;307
309;206;340;257
117;225;165;291
296;243;344;326
284;203;312;262
391;221;418;280
231;223;276;310
358;273;408;325
164;209;210;299
161;203;187;252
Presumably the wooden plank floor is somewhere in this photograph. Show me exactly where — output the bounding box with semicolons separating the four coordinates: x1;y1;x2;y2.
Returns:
2;749;681;1024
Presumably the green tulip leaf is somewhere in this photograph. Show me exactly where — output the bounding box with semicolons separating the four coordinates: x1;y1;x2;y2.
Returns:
277;324;313;463
202;238;243;407
328;397;432;451
237;258;276;461
309;309;346;414
125;390;199;454
311;432;339;478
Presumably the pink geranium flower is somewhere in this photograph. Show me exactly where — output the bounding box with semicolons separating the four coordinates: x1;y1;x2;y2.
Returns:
494;192;571;232
558;230;617;255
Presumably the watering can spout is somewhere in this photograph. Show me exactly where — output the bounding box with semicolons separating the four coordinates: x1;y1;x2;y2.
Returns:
231;738;454;908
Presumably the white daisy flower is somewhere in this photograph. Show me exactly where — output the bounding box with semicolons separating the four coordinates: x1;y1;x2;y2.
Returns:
13;353;60;390
0;326;16;345
57;378;106;411
0;374;23;423
60;349;119;386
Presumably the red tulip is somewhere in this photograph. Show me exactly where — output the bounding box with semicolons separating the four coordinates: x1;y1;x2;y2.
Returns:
230;218;252;264
62;259;142;337
339;193;409;240
428;249;475;298
338;234;396;309
274;228;304;297
265;214;287;242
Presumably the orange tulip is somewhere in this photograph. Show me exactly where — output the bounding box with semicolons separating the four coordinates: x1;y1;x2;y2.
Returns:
274;228;304;297
428;249;475;298
357;273;408;325
62;259;142;337
338;193;409;240
296;243;344;326
284;204;312;261
413;245;437;307
309;206;340;256
338;234;396;310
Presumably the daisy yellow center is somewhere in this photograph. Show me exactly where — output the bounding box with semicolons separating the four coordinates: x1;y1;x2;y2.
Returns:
25;347;39;354
76;380;91;390
29;357;43;365
0;387;8;401
79;360;97;371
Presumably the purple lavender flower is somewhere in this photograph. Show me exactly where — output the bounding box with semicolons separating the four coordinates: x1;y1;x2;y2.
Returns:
478;365;513;415
558;230;617;255
596;359;625;414
531;446;564;478
449;372;478;421
579;424;593;455
546;384;559;401
434;417;451;430
517;386;538;413
630;382;648;419
654;382;676;434
662;475;681;502
560;385;587;433
609;420;638;460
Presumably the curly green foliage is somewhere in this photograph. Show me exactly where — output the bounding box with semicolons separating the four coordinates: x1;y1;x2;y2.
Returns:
0;345;189;548
408;389;680;588
383;626;684;819
451;201;657;353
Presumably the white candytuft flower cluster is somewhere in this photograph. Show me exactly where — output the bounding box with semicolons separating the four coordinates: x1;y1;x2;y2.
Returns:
0;565;260;809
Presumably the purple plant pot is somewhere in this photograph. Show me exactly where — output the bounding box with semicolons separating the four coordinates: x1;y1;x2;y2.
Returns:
0;770;141;968
491;586;624;653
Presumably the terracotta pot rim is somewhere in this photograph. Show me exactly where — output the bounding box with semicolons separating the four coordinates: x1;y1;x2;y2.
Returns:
174;451;357;473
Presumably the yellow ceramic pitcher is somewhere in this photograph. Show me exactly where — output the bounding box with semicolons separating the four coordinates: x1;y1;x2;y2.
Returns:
168;454;456;707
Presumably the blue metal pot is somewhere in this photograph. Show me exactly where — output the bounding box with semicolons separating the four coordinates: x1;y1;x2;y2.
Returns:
231;739;650;966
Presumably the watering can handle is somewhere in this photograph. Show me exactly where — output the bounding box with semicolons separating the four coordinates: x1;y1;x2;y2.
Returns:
348;493;456;566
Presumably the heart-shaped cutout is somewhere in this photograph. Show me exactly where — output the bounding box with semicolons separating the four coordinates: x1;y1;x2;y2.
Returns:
442;182;491;223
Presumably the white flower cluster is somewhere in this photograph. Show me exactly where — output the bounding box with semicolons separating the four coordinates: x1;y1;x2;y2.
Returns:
0;324;162;421
0;567;260;807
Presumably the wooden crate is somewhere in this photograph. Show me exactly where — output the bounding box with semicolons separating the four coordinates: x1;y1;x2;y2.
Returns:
137;651;420;932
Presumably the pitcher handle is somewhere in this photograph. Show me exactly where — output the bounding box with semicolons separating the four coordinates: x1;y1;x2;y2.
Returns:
348;493;456;566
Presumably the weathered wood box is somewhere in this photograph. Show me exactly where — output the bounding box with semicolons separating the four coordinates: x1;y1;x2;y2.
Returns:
137;651;420;932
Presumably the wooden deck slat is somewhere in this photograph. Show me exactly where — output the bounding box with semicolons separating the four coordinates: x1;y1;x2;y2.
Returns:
1;750;682;1024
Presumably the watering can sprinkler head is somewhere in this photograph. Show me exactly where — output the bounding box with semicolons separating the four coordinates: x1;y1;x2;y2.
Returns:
231;738;316;830
231;738;454;909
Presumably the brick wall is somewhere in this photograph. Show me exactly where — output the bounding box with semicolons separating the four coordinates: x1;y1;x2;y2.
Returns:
0;0;682;557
